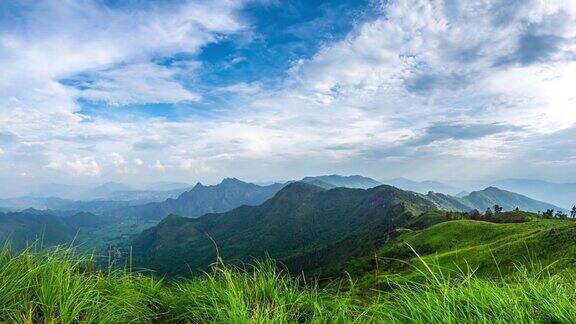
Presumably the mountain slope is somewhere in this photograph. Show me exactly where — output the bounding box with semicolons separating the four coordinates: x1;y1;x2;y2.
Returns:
369;213;576;279
490;179;576;209
462;187;564;212
109;178;286;220
0;211;76;251
301;175;381;189
425;187;565;213
424;191;474;211
132;182;439;276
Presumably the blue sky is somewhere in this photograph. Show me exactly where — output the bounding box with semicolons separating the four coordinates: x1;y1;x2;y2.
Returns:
0;0;576;191
67;0;376;121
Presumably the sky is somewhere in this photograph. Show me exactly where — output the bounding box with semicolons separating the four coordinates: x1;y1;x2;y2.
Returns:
0;0;576;191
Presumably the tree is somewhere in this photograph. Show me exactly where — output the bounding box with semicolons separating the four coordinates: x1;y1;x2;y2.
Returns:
556;210;568;219
493;204;503;214
469;209;482;220
485;207;494;219
543;209;554;218
571;206;576;219
514;207;520;212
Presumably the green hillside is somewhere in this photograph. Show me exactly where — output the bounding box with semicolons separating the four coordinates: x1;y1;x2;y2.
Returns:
132;182;439;276
342;211;576;289
0;210;157;254
0;212;76;251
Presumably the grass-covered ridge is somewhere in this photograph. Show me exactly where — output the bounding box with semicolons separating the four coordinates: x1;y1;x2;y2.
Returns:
371;212;576;278
3;213;576;323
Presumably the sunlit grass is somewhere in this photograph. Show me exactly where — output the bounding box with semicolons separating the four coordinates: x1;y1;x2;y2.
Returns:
1;245;576;323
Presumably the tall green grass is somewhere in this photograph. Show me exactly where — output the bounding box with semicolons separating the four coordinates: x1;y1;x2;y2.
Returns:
1;246;576;323
0;246;161;323
162;259;357;323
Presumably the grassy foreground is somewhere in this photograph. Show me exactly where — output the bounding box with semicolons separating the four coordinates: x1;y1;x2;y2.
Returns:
2;246;576;323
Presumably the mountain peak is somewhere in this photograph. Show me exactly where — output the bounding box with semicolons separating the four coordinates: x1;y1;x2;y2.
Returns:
91;182;132;196
272;181;325;200
461;186;566;213
301;175;381;189
220;177;246;185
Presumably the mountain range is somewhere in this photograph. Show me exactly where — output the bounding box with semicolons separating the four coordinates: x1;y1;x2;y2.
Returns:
131;178;570;277
132;182;441;276
382;178;463;195
106;175;384;221
425;186;566;213
380;178;576;209
0;174;569;264
107;178;286;220
20;181;191;202
489;179;576;209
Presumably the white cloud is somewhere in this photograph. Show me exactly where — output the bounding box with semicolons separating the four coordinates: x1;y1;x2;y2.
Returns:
281;0;576;154
153;160;166;173
0;147;4;156
110;152;133;174
78;63;201;106
1;0;576;184
0;0;246;120
46;155;101;177
214;0;576;180
214;82;263;95
0;0;246;180
111;152;126;167
171;156;212;174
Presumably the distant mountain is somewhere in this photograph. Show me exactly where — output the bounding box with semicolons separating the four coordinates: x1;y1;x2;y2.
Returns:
144;182;191;191
425;192;473;211
99;188;188;204
0;196;75;211
22;181;188;203
89;182;134;198
0;197;136;215
489;179;576;209
0;211;76;251
464;187;565;212
383;178;463;195
132;182;440;276
425;187;565;213
108;178;286;220
301;175;381;189
300;179;336;189
28;183;89;200
455;191;470;198
88;181;191;203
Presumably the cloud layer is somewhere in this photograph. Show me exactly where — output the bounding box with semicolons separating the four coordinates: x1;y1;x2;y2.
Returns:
0;0;575;188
